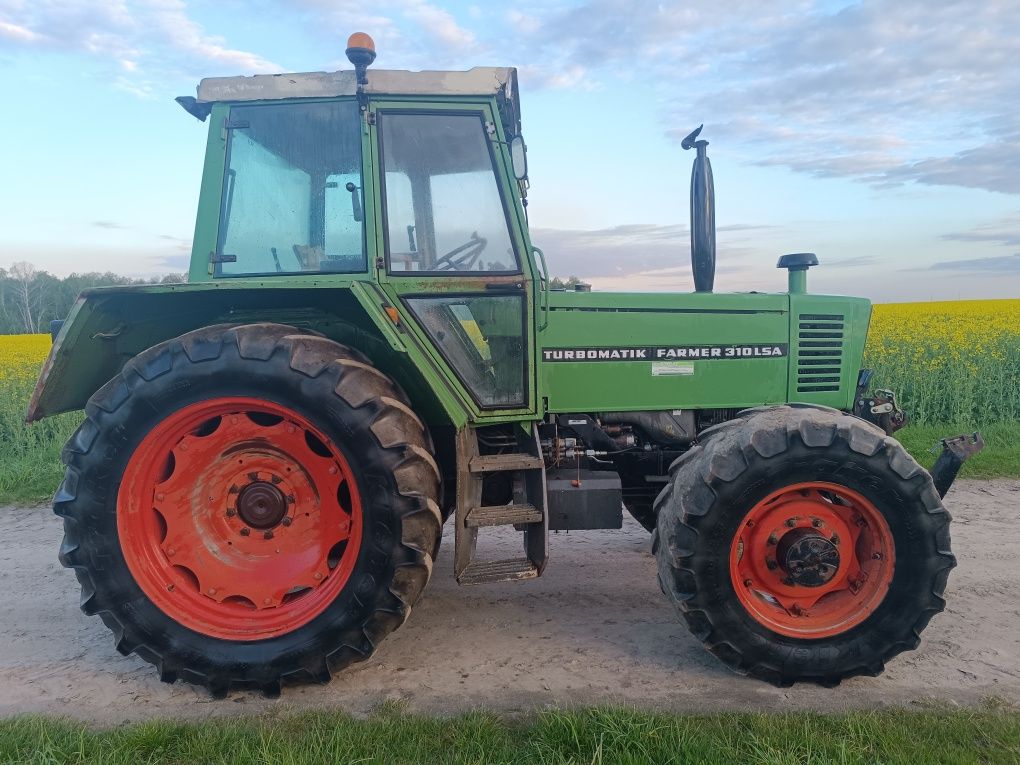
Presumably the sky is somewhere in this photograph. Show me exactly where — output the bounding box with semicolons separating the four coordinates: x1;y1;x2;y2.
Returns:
1;0;1018;302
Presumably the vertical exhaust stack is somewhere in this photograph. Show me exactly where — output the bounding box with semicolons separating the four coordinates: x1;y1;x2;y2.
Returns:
682;125;716;293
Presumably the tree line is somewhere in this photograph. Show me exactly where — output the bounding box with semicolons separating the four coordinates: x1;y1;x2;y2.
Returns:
0;262;185;335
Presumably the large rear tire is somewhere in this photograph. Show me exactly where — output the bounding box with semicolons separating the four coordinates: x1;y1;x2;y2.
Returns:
652;405;954;686
55;323;442;696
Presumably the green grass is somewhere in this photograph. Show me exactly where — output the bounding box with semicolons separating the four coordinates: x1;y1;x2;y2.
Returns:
1;706;1018;765
895;421;1020;480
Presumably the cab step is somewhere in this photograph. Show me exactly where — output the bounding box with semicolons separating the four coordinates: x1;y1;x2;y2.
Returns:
459;558;539;585
469;454;544;473
455;425;549;585
465;503;542;528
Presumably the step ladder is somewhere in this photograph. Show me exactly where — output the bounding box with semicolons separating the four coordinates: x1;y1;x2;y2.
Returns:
454;425;548;585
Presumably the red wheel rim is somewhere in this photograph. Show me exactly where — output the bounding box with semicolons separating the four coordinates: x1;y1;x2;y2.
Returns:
117;397;363;641
729;481;895;639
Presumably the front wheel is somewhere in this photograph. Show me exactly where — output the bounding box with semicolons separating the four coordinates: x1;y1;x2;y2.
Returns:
653;405;955;687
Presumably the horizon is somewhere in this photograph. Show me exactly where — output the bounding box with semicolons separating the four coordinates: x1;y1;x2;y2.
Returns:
1;1;1017;303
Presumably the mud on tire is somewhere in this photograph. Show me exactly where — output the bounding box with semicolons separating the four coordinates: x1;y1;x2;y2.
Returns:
55;323;442;696
652;405;955;687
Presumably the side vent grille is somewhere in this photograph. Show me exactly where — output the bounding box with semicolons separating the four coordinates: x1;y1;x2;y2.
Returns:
797;313;844;393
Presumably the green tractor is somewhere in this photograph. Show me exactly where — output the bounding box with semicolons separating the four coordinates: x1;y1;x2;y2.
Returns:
29;33;981;696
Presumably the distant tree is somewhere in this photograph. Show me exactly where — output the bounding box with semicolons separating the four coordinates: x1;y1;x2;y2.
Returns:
0;263;187;334
549;275;583;289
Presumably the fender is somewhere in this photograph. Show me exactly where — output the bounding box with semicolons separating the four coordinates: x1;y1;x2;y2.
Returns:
27;279;469;427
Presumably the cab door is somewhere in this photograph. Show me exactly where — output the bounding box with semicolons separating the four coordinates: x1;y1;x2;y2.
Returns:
369;101;537;419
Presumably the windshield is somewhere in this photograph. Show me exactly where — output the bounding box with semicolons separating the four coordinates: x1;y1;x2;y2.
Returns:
216;100;365;276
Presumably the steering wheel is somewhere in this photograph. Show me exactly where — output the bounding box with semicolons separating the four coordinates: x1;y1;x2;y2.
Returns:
433;232;488;271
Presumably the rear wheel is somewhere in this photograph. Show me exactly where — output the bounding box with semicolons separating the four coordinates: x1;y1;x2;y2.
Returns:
56;323;442;695
653;405;954;686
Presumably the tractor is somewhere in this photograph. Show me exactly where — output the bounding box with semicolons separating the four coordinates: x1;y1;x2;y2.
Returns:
28;33;982;696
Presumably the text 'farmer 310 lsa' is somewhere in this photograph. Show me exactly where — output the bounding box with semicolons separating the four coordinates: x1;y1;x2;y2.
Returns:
29;33;982;696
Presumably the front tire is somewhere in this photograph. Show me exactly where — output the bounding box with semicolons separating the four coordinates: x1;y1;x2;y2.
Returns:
653;405;954;686
55;323;442;696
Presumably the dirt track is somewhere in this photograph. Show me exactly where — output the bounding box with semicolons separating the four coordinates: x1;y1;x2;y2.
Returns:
1;479;1018;724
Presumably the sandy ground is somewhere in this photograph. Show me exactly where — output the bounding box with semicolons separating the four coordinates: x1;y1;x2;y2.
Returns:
1;478;1018;725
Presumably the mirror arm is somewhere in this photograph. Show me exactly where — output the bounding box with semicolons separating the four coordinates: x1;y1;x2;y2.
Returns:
534;246;549;331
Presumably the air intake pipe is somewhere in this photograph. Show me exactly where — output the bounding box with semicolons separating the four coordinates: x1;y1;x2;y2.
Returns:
682;125;716;292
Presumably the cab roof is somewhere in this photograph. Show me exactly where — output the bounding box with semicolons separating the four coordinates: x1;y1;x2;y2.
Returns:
178;66;521;134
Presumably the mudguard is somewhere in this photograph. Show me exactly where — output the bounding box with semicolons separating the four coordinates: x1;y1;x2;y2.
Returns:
26;280;464;427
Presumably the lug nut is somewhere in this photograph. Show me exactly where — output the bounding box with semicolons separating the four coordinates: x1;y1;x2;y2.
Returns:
745;519;755;528
281;517;292;527
271;474;283;485
766;558;778;570
743;578;752;587
812;518;823;528
207;588;216;596
226;508;237;518
263;530;274;540
767;533;778;545
240;528;250;536
314;572;323;580
784;518;796;527
873;552;883;560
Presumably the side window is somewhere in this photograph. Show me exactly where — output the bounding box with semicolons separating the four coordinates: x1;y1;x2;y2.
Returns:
217;100;366;276
380;113;520;274
404;295;526;408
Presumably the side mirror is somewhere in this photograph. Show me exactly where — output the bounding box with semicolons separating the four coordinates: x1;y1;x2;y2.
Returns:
510;135;528;180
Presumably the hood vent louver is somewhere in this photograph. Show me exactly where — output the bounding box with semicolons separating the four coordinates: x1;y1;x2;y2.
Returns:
796;313;844;393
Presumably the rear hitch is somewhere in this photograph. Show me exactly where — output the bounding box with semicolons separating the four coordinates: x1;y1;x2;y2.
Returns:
931;433;985;498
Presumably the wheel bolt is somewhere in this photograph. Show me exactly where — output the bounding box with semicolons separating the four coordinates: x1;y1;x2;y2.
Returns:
286;495;295;505
226;508;236;518
785;518;796;528
167;548;175;557
745;519;755;528
767;533;778;545
263;530;274;540
281;517;292;527
766;558;778;570
271;474;283;485
314;572;323;581
830;535;840;545
207;588;216;596
873;552;883;560
812;518;823;528
328;466;337;475
240;528;250;536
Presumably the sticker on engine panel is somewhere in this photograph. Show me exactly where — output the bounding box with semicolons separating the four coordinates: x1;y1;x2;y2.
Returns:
541;344;788;362
652;362;695;376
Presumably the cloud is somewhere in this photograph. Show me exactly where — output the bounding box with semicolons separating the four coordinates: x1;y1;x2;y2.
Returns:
0;0;278;96
941;214;1020;248
92;220;128;229
494;1;1020;196
930;255;1020;273
532;221;773;281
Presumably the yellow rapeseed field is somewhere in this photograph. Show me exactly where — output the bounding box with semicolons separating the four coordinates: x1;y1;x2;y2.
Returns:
865;299;1020;425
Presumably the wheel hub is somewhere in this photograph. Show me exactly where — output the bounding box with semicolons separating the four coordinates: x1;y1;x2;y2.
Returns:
236;481;287;529
776;527;840;587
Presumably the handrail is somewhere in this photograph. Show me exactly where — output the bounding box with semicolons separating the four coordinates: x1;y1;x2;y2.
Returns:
533;246;550;331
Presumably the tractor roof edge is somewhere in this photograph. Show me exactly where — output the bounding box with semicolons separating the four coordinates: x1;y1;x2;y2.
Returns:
193;66;517;104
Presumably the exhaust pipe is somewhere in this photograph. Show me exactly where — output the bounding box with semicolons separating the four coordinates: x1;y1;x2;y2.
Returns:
682;125;716;293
